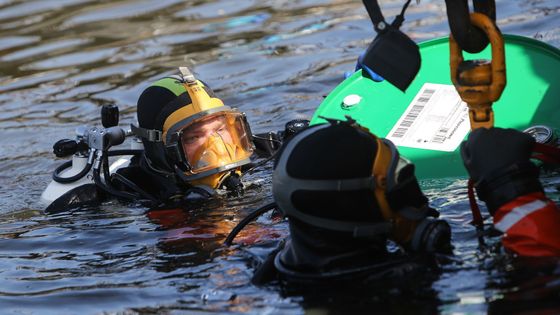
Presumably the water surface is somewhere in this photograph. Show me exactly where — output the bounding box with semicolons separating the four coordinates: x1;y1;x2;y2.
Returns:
0;0;559;314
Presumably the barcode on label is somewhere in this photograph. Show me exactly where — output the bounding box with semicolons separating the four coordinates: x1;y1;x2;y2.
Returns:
431;135;446;143
391;88;435;138
392;127;408;138
431;127;449;143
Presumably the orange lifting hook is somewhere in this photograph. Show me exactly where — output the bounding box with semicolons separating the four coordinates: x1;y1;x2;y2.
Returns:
449;12;506;130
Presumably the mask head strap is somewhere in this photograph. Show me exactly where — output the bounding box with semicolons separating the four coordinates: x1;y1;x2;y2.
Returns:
372;138;400;221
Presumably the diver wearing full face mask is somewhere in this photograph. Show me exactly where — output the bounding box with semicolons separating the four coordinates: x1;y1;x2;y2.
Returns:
123;68;310;203
43;67;309;212
248;117;452;286
128;68;255;200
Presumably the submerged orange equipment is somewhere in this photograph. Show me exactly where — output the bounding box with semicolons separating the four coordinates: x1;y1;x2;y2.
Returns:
450;12;506;130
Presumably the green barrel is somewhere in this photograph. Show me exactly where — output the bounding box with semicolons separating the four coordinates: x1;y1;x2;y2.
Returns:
311;35;560;180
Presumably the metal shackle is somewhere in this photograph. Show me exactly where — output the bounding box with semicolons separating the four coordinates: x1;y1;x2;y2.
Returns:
450;12;506;130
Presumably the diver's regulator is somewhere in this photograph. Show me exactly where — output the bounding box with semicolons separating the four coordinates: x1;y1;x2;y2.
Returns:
41;105;144;206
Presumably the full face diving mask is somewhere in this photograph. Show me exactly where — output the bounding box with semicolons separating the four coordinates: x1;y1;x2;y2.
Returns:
272;119;451;253
172;110;254;185
132;67;254;190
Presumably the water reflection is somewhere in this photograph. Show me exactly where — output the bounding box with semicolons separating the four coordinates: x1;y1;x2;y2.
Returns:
0;0;559;313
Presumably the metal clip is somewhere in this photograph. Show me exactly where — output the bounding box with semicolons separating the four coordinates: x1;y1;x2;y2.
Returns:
178;66;196;83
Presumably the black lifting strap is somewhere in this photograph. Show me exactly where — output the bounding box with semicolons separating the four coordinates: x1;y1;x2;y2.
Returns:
363;0;412;31
359;0;420;92
444;0;496;53
363;0;386;32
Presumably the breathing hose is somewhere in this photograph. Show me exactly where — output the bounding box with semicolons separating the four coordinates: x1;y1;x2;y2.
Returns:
52;159;93;184
224;202;277;246
92;165;140;201
111;172;159;204
52;149;143;184
102;153;112;186
108;149;143;157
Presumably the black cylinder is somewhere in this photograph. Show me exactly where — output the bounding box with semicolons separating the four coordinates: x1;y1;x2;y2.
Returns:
101;104;119;128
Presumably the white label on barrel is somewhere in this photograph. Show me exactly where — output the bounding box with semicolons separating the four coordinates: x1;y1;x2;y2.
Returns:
386;83;470;152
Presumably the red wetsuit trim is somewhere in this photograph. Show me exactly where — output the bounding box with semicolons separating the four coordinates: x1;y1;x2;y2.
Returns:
493;192;560;257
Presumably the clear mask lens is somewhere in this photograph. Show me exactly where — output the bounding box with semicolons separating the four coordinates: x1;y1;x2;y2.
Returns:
179;111;253;174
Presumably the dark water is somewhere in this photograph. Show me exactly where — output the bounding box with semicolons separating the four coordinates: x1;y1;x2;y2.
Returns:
0;0;559;314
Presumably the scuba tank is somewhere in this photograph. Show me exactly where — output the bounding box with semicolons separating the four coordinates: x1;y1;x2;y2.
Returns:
40;105;145;208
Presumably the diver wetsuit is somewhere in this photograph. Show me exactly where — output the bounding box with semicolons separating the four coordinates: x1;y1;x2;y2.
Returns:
44;121;308;214
462;127;560;257
228;119;452;288
493;192;560;256
248;226;440;287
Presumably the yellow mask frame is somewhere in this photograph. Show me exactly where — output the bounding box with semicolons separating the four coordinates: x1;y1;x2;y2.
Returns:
160;68;254;188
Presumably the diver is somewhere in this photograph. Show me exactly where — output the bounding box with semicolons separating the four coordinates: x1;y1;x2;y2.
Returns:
227;119;560;287
227;117;453;286
42;67;308;213
461;127;560;256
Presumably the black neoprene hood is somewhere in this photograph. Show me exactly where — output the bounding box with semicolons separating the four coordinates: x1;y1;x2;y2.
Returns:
272;122;385;224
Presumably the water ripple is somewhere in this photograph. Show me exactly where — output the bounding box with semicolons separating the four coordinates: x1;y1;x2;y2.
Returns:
0;0;559;314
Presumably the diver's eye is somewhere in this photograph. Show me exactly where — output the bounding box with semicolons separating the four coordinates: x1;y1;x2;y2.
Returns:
183;134;202;144
215;124;229;136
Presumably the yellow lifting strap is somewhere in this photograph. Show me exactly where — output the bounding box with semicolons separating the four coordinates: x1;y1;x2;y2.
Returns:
449;12;506;130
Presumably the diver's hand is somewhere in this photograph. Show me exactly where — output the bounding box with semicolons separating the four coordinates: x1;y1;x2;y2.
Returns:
460;127;543;214
461;128;535;181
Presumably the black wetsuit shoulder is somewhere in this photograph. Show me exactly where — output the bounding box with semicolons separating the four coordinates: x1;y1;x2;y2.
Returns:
113;156;184;202
247;239;435;288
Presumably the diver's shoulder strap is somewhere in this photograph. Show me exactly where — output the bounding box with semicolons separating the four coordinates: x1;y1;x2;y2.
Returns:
131;124;163;142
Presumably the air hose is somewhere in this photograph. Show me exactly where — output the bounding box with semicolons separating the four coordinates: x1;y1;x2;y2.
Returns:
92;165;139;201
224;202;277;246
52;159;93;184
111;172;159;204
52;149;143;184
108;149;143;157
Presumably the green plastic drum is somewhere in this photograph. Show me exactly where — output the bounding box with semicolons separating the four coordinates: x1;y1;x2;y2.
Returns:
311;34;560;180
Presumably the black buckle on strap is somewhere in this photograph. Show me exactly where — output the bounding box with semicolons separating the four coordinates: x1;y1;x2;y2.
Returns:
131;124;163;142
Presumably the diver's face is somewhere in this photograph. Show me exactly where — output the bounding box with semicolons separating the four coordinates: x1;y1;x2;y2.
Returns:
181;116;233;162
